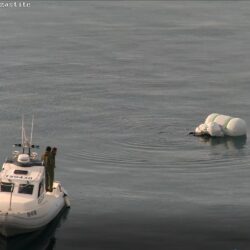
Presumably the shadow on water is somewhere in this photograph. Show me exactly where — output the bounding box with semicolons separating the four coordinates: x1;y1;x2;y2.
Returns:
197;135;247;150
0;208;70;250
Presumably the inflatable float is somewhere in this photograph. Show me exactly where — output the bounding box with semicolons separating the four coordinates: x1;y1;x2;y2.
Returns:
191;113;247;137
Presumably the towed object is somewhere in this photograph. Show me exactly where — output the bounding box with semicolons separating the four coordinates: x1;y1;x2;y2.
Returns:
192;113;247;137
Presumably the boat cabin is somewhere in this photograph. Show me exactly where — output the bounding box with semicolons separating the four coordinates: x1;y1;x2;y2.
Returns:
0;153;46;212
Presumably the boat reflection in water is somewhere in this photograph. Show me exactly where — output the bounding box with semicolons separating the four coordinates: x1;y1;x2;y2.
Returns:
198;135;247;150
0;207;70;250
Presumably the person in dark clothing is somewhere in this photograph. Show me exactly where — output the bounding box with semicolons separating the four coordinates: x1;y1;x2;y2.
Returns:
41;146;52;191
49;147;57;191
51;147;57;169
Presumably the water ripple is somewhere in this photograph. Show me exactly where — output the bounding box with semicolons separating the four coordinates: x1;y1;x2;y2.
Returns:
64;114;250;174
113;115;190;152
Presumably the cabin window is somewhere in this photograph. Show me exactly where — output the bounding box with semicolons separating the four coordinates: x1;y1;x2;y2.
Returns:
18;184;34;195
0;182;14;192
38;180;44;197
14;170;28;175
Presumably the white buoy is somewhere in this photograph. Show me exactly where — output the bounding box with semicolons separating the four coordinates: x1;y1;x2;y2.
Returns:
206;122;224;137
195;123;208;135
64;195;71;208
226;118;247;136
204;113;220;124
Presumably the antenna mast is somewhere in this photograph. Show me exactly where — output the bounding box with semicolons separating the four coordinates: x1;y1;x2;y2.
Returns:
21;115;24;149
15;115;39;154
30;115;34;146
22;115;23;145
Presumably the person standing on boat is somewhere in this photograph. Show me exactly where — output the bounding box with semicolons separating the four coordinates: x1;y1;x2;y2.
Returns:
50;147;57;191
41;146;52;191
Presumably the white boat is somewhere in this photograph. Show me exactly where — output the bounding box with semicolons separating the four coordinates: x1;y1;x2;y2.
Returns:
0;117;70;237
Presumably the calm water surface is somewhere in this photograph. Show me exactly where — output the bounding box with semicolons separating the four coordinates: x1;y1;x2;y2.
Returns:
1;1;250;249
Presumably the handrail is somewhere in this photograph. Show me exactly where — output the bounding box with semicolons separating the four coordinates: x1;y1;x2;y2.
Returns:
8;183;15;211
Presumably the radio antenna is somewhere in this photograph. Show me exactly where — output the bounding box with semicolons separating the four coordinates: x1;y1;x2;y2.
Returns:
30;114;34;146
21;115;24;147
15;115;39;154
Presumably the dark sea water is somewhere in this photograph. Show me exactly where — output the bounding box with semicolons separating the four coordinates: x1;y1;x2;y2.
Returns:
1;1;250;249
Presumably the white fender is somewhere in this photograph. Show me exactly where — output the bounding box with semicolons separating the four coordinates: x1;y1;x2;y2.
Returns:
206;122;224;137
195;123;207;135
226;118;247;136
64;196;71;208
204;113;219;124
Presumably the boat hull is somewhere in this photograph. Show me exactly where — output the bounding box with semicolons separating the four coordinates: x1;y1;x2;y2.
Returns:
0;189;68;237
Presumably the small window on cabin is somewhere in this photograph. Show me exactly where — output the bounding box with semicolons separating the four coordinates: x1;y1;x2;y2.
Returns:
14;170;28;175
0;182;14;192
18;184;34;195
38;180;45;197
